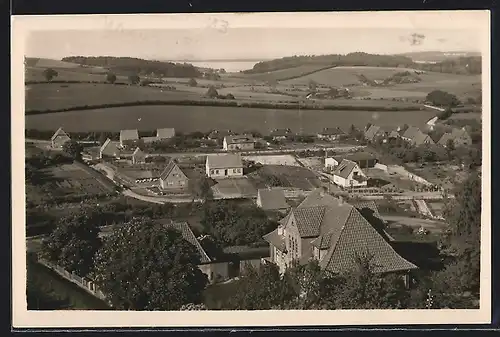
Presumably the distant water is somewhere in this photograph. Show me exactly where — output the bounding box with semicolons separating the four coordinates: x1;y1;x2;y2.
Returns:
171;61;261;73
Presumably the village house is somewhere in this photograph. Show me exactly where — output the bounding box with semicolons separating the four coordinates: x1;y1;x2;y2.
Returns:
262;189;417;285
99;138;121;159
156;128;176;140
159;159;189;190
207;129;235;141
317;127;346;141
256;188;290;213
131;147;146;164
119;129;140;148
364;125;396;143
438;127;473;148
223;134;255;151
401;126;435;146
270;128;292;141
159;220;229;284
205;154;244;179
332;159;368;188
51;127;71;148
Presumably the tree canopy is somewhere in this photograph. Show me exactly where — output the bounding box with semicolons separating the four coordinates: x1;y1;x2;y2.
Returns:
42;68;58;82
62;140;83;161
92;218;208;310
41;209;103;277
106;73;117;84
200;201;278;247
205;86;219;98
426;90;461;108
128;74;141;85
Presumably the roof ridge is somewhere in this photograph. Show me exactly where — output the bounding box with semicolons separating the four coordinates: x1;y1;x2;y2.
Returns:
320;207;353;267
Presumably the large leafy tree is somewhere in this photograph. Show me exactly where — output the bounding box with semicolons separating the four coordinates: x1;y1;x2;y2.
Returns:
128;74;140;85
201;201;277;246
106;73;117;84
42;68;58;82
62;140;83;161
92;218;208;310
226;263;295;310
437;172;481;298
41;209;102;277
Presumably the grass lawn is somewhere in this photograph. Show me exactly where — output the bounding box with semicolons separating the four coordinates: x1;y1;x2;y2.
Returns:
230;64;333;82
25;105;437;135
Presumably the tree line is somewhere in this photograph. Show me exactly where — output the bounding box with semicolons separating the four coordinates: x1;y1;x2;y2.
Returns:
244;52;481;75
61;56;203;78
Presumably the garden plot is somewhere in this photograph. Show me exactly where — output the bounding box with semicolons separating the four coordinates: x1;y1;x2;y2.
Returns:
47;163;112;196
296;157;324;170
248;165;321;191
243;154;300;166
211;177;258;199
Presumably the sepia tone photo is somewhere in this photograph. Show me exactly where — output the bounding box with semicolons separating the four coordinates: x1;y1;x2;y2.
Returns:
12;11;491;327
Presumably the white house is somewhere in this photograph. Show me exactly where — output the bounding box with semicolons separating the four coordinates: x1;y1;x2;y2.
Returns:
324;157;340;170
223;134;255;151
332;159;368;188
205;154;244;179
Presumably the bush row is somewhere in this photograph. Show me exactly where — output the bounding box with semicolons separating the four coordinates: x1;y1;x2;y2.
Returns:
25;99;422;115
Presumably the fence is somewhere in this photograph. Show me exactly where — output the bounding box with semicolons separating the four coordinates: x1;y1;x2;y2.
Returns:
36;255;108;302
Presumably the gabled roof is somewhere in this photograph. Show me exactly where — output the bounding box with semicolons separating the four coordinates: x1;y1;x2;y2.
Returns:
206;154;243;169
333;159;358;179
413;131;435;146
100;138;121;156
224;134;255;144
159;220;211;264
159;159;186;181
274;195;417;274
120;129;139;141
297;188;339;209
438;132;453;145
451;127;471;139
319;208;417;274
51;127;70;141
257;188;289;210
351;200;381;218
157;128;176;139
263;228;286;252
291;206;327;237
132;147;145;157
364;125;381;141
388;131;400;139
401;126;421;140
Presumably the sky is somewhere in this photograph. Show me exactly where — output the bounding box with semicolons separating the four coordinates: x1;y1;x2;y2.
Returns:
26;27;481;61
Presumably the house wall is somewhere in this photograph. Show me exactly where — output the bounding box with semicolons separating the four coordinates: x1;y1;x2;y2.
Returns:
283;213;301;267
207;166;243;179
333;167;368;188
224;141;255;151
325;157;339;169
160;166;188;189
198;262;229;284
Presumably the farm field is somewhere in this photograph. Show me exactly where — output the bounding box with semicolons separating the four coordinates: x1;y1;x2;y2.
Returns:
25;67;127;83
25;83;202;111
25;105;437;135
230;64;334;82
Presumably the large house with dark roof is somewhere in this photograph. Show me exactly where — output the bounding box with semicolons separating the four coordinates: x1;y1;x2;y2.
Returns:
51;127;71;148
159;159;189;190
205;154;244;179
223;134;255;151
262;188;417;284
332;159;368;188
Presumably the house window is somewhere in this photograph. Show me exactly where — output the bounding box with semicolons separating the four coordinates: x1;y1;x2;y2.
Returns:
210;170;215;175
215;170;219;174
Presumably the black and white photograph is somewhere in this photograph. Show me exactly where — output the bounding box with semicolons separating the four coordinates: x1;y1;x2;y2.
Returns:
12;11;491;327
